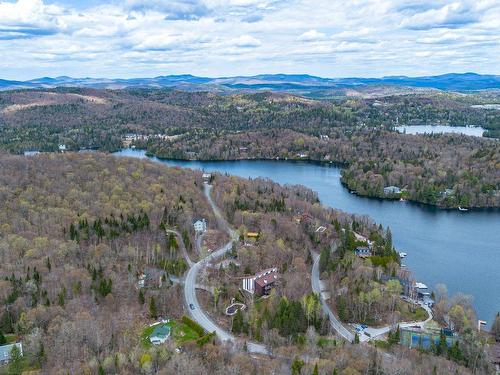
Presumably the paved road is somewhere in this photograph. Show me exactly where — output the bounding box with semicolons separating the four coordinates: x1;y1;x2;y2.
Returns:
311;251;354;342
312;251;433;343
166;229;194;267
183;183;268;354
362;303;433;341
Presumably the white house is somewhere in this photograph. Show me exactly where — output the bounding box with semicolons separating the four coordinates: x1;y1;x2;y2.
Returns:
0;343;23;364
202;173;212;183
193;219;207;232
384;186;402;195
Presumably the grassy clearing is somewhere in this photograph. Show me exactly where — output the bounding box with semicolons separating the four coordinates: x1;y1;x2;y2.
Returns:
171;320;203;344
140;319;204;348
398;301;429;322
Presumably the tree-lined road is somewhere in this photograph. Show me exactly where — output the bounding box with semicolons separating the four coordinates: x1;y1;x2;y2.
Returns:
183;183;268;354
311;251;354;342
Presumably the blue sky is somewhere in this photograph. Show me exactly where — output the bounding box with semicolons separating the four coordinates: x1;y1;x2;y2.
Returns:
0;0;499;80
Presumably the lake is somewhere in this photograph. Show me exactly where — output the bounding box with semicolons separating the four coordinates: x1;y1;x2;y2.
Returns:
395;125;486;137
115;149;500;327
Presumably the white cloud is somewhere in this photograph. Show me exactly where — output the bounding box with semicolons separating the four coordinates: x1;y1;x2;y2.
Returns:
0;0;498;79
231;34;261;47
297;29;326;41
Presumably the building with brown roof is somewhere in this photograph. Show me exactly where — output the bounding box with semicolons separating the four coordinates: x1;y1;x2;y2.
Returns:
242;267;279;296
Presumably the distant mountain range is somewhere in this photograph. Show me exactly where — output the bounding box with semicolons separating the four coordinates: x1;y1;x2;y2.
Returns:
1;73;499;96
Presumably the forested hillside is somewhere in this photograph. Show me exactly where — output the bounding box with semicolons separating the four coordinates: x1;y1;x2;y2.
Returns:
0;153;491;374
0;88;499;208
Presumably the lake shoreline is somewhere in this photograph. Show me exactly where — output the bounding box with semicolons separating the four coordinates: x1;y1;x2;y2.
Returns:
134;148;499;211
114;148;500;326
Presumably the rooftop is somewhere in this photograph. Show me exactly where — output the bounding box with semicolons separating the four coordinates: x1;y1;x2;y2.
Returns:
255;268;279;287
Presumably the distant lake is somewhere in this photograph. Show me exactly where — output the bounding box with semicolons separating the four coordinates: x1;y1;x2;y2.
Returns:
395;125;486;137
115;149;500;328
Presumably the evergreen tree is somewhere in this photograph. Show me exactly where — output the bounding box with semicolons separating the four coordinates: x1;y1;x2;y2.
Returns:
319;247;330;273
46;257;51;272
232;309;244;334
37;342;45;365
0;329;6;345
138;289;145;305
313;363;319;375
149;296;158;319
8;345;23;375
492;312;500;342
354;333;360;344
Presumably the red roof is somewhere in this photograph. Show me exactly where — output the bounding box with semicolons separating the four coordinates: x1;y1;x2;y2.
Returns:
255;269;279;287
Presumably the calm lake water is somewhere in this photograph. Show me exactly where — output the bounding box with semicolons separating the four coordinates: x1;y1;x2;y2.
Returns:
115;149;500;327
395;125;486;137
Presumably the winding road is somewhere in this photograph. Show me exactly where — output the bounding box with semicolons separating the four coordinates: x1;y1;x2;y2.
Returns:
311;251;355;342
183;183;268;354
183;184;431;353
311;251;433;342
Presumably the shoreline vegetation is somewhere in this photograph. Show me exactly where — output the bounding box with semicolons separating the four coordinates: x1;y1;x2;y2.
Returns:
0;152;496;374
136;146;499;210
1;88;499;209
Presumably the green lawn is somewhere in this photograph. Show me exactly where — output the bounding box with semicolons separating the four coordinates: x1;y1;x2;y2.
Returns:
171;320;203;344
140;320;203;348
398;301;429;322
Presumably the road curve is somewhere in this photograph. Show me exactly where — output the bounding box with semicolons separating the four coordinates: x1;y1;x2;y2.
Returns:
311;251;355;342
183;183;268;354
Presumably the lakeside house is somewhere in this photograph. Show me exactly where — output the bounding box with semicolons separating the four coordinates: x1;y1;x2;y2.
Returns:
242;267;279;296
193;219;207;233
202;173;212;183
384;186;402;195
354;246;372;258
0;343;23;364
413;282;435;306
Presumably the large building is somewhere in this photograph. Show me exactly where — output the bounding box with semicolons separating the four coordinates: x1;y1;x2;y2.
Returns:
242;267;279;296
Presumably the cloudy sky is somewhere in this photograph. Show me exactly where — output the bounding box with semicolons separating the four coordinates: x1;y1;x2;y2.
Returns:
0;0;499;80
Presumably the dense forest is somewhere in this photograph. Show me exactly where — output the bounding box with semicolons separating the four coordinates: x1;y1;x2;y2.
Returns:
0;88;499;208
0;153;494;374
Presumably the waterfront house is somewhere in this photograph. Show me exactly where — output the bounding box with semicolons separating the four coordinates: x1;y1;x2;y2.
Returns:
384;186;402;195
354;246;372;258
242;267;279;296
202;173;212;183
0;343;23;364
193;219;207;232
